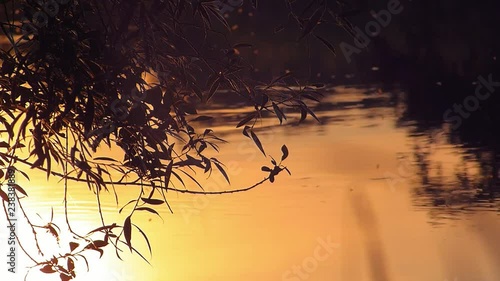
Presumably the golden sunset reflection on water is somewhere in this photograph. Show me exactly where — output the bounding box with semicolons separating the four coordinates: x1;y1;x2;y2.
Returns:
1;86;500;281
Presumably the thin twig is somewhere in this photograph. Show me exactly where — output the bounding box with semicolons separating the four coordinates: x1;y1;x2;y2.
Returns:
4;154;271;194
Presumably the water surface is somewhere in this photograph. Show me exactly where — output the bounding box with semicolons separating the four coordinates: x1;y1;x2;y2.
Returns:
2;85;500;281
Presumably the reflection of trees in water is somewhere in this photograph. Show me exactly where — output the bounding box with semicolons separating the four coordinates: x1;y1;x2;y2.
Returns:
406;132;500;222
384;47;500;219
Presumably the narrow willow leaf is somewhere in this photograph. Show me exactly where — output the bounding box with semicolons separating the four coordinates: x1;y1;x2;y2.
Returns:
299;6;325;40
302;94;321;102
164;162;173;188
271;158;277;166
119;200;137;214
213;161;230;184
274;24;285;33
250;130;266;156
191;116;214;122
86;223;118;235
190;83;204;101
10;184;27;197
177;169;204;190
314;35;336;55
171;171;186;187
207;78;221;102
272;102;285;124
269;72;293;87
233;43;253;49
0;189;8;202
132;223;152;256
237;113;255;128
300;107;308;123
124;216;132;252
242;126;251;138
17;169;30;180
93;157;118;162
84;95;94;135
305;106;321;123
135;207;162;218
140;198;164;205
311;83;325;88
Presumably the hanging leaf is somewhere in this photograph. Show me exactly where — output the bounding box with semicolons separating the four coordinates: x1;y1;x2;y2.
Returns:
206;77;221;102
233;43;253;49
132;224;152;256
206;4;230;30
236;113;255;128
268;72;293;88
84;95;94;135
305;106;321;123
60;273;72;281
47;223;60;240
86;223;118;235
250;130;266;156
213;161;230;184
274;24;285;33
69;242;79;252
271;157;277;166
310;83;325;88
242;126;251;138
0;189;7;202
13;184;28;196
281;145;289;161
124;216;132;252
203;157;212;173
86;247;104;258
299;6;325;40
140;198;164;205
17;169;30;181
302;94;321;102
314;35;336;56
190;82;204;101
92;240;108;248
135;207;162;217
260;94;269;108
299;107;308;123
40;265;56;274
164;162;173;188
272;102;286;124
119;200;137;214
93;157;118;162
191;116;214;122
67;257;75;273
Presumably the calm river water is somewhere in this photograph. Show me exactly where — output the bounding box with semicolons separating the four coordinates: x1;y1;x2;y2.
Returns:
2;85;500;281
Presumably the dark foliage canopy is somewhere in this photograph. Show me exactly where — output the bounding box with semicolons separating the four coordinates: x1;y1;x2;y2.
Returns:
0;0;350;279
